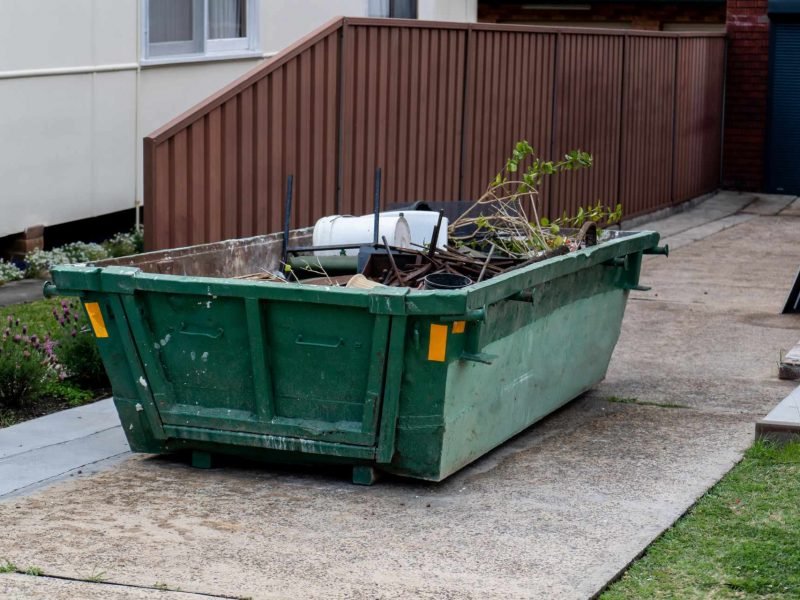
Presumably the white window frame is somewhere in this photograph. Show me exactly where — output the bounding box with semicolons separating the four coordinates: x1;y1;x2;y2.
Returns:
367;0;418;19
142;0;260;65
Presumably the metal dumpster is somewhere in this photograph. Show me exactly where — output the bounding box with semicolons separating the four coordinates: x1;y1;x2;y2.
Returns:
46;228;661;484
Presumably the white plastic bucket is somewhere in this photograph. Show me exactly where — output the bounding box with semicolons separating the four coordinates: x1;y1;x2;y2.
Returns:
382;210;448;250
312;213;412;256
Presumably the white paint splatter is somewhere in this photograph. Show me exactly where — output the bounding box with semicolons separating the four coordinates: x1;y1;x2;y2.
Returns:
190;351;196;361
206;301;212;309
159;333;171;346
135;402;143;412
129;423;134;430
138;376;148;388
201;351;209;362
153;342;160;349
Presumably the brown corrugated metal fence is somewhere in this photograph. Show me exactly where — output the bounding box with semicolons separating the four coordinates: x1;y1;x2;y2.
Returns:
144;17;726;250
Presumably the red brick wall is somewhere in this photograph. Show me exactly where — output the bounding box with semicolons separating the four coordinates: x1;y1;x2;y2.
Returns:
478;2;725;30
723;1;771;190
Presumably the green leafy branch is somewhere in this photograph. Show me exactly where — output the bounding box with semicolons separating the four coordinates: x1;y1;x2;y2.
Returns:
450;141;594;255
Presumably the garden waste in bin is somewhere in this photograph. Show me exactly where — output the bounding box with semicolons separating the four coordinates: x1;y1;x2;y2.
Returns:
45;228;662;484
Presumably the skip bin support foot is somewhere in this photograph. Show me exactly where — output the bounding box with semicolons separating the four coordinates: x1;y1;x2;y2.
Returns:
352;465;379;486
191;451;214;469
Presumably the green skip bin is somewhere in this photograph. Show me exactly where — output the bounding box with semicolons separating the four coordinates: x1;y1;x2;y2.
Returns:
46;228;663;484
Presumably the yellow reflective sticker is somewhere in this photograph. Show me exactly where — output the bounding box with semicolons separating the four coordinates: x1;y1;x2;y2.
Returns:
84;302;109;338
428;324;448;362
452;321;466;334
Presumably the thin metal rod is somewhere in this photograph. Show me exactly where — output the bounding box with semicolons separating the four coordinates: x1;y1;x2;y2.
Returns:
373;167;382;245
287;243;364;255
427;209;445;259
281;174;294;269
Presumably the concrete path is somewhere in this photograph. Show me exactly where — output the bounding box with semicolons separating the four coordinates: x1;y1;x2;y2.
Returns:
0;278;47;307
0;190;798;599
756;385;800;440
0;399;129;499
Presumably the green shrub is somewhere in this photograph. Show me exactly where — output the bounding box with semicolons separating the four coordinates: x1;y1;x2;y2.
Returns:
25;243;109;278
52;301;109;388
0;259;24;285
60;242;108;263
103;228;144;258
23;228;144;279
0;316;52;409
24;248;70;278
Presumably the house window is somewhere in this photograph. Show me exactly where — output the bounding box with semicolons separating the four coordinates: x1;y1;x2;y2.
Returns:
144;0;258;61
368;0;418;19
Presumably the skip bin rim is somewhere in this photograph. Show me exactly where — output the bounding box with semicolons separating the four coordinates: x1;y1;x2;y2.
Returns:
49;230;660;318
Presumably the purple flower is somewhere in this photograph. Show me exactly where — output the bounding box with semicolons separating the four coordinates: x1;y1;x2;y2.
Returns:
61;300;68;309
22;350;30;358
6;315;11;324
14;318;19;326
71;329;77;338
12;334;21;343
21;325;27;335
30;335;38;343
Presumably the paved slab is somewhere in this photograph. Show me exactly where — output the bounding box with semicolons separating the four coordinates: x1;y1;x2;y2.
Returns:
631;190;756;239
756;385;800;441
780;198;800;217
0;399;129;499
740;193;797;215
1;194;798;599
0;398;120;460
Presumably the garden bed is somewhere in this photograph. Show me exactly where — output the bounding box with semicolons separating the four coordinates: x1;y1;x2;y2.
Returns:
0;298;110;428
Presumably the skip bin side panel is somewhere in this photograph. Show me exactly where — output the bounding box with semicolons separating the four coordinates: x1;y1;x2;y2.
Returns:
77;293;168;451
117;286;391;449
381;318;451;480
438;265;629;480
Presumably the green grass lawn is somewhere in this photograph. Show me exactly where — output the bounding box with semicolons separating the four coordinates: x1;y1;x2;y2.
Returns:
602;440;800;599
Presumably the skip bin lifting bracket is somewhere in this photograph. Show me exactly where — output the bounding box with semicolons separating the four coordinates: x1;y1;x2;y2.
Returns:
439;307;497;365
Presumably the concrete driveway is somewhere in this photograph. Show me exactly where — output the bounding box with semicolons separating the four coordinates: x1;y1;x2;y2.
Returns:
1;192;798;599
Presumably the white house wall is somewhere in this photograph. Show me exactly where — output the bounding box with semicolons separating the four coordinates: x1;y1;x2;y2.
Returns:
0;0;475;239
0;0;139;237
136;59;262;194
419;0;477;22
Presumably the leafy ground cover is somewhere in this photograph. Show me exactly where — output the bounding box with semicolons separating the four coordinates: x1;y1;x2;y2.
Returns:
602;440;800;599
